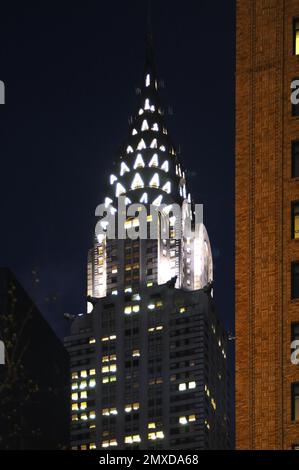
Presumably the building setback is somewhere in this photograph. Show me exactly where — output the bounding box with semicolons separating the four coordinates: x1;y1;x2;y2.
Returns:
65;31;232;450
236;0;299;450
0;267;69;449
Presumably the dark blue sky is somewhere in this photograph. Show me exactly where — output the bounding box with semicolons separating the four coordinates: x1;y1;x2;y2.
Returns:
0;0;235;338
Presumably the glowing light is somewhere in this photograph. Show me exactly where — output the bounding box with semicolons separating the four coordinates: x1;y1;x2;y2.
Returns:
146;74;150;87
152;195;163;206
139;109;144;115
116;182;126;197
131;173;144;190
151;123;159;131
150;138;157;149
110;174;117;185
145;98;150;110
120;162;130;176
134;154;145;169
140;192;148;204
161;160;169;172
137;139;146;150
141;119;149;131
159;145;166;152
162;181;171;194
149;173;160;188
105;197;113;208
127;145;134;154
149;154;159;167
132;128;138;135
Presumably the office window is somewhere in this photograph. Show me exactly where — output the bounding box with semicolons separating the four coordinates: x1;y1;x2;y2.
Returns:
292;323;299;342
291;263;299;299
292;202;299;239
292;141;299;177
291;382;299;421
294;18;299;55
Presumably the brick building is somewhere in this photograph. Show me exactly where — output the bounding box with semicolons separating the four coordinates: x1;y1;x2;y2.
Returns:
236;0;299;450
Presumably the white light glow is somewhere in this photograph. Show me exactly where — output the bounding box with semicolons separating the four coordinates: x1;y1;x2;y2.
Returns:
149;154;159;167
141;119;149;131
140;192;148;204
152;195;163;206
120;161;130;176
159;145;166;152
137;139;146;150
146;74;150;87
145;98;150;110
162;182;171;194
132;128;137;135
110;174;117;185
127;145;134;154
131;173;144;190
134;154;145;169
161;160;169;172
151;123;159;131
149;173;160;188
116;182;126;197
150;138;157;149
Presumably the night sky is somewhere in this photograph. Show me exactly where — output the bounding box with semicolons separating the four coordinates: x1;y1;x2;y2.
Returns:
0;0;235;339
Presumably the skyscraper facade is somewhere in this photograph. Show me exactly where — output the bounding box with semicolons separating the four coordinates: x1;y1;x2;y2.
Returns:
236;0;299;450
65;35;231;450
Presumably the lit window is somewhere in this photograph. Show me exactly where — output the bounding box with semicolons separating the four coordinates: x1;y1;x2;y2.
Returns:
180;307;186;313
131;173;144;190
162;181;171;194
80;370;87;378
112;289;118;296
146;74;150;87
79;381;87;390
148;422;156;429
189;381;196;389
71;382;78;390
139;109;144;115
72;403;78;411
71;414;78;422
179;383;186;391
150;138;157;149
148;303;155;310
90;443;96;450
132;128;138;135
80;391;87;399
151;123;159;131
161;160;169;172
89;338;96;344
159;145;166;152
132;349;140;357
294;18;299;55
140;192;148;204
134;154;145;169
179;416;188;425
89;378;96;388
127;145;134;154
71;371;79;380
89;411;96;420
149;153;159;167
292;201;299;239
120;162;130;176
80;402;87;410
141;119;149;131
110;174;117;185
116;182;126;197
112;267;118;274
152;195;163;206
124;306;132;315
137;138;146;150
149;173;160;188
144;98;150;110
72;393;78;401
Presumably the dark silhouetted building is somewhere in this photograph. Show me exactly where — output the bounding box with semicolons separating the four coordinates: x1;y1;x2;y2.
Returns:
0;267;69;449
